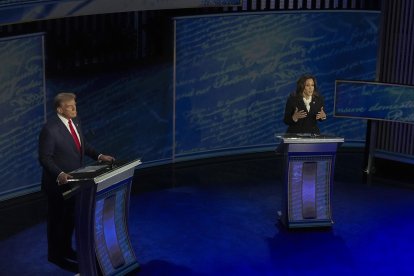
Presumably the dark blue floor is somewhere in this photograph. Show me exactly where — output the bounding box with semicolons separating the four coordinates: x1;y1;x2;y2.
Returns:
1;153;414;275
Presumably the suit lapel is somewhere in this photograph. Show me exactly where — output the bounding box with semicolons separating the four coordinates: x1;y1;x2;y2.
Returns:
72;119;84;153
310;97;319;114
297;97;308;114
56;116;82;155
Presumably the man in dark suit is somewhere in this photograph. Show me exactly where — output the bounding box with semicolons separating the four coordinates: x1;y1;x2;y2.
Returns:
39;92;114;273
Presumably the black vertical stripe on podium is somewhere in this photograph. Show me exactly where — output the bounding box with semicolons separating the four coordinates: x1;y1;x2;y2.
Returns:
302;162;317;219
103;194;126;269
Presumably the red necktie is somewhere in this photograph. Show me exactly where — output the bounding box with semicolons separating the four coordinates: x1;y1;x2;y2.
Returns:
68;119;81;152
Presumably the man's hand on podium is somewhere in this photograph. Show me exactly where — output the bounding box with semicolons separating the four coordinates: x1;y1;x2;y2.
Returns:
57;172;73;185
99;154;115;162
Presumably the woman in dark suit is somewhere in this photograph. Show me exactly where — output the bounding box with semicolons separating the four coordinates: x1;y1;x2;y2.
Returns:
38;92;114;272
283;74;327;134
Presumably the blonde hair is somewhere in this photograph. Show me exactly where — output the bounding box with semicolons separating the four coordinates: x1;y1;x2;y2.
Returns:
54;92;76;110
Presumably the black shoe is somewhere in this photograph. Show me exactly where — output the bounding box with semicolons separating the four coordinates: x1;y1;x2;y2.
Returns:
48;256;79;273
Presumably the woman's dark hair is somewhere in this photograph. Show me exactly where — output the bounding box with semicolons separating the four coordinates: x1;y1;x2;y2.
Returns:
295;74;319;97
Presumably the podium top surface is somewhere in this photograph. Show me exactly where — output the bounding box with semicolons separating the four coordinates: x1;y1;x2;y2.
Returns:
69;159;142;183
276;134;344;144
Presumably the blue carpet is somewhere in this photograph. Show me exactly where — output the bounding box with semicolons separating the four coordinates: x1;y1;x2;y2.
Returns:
1;155;414;275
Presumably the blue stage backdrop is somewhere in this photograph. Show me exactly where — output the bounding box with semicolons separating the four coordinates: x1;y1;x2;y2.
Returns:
46;64;174;168
174;11;380;158
335;80;414;123
0;33;45;201
1;11;382;201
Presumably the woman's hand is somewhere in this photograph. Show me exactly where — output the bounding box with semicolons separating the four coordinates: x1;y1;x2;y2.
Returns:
316;107;326;120
292;107;307;122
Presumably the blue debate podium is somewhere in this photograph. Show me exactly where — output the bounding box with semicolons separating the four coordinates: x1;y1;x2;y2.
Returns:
64;159;141;275
276;135;344;228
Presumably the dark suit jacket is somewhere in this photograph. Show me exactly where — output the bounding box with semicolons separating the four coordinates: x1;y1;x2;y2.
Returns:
283;93;325;134
39;115;99;195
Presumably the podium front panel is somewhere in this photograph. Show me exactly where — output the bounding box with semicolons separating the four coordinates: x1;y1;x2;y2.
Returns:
287;155;332;226
277;136;343;228
95;178;137;275
71;159;141;276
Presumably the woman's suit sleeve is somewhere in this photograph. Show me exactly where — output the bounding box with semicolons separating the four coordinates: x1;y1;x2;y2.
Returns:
283;95;298;126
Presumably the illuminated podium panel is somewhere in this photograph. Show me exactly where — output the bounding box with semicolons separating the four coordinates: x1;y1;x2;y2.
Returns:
64;159;141;275
277;135;343;228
